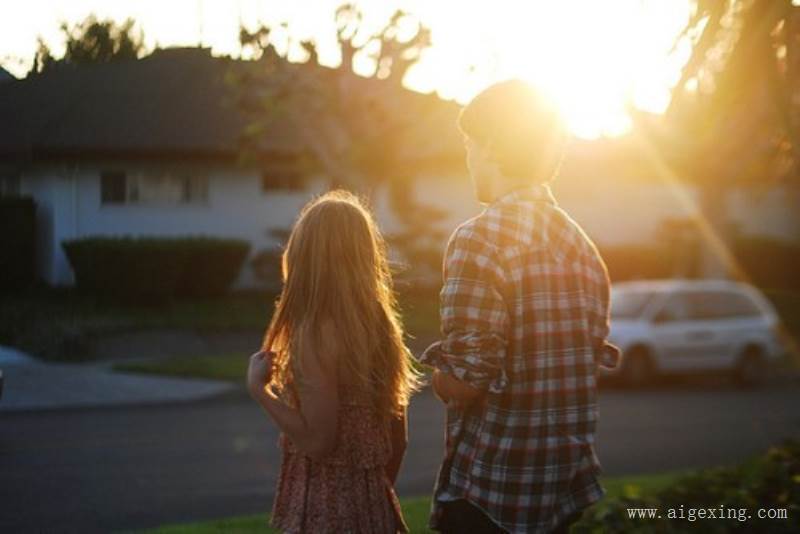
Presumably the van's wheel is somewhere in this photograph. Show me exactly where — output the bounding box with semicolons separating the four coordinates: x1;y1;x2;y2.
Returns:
735;347;767;387
621;347;654;388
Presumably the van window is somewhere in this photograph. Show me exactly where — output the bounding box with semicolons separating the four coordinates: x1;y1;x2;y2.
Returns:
652;293;690;323
611;290;655;319
688;291;761;320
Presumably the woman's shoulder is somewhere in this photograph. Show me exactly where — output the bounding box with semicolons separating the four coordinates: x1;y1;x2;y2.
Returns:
292;319;343;381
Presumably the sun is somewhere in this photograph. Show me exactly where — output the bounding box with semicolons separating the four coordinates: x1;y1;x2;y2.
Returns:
500;1;692;139
409;0;693;139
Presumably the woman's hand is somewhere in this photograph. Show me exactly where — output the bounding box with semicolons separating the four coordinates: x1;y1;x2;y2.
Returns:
247;350;274;399
431;369;451;404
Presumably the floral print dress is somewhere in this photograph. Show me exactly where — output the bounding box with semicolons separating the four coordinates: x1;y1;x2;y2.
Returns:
270;386;408;534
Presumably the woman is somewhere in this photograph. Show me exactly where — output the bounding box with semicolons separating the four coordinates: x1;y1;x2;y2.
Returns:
247;190;419;533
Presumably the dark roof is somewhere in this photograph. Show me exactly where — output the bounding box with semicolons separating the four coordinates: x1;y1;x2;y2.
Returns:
0;66;14;83
0;48;303;162
0;47;464;167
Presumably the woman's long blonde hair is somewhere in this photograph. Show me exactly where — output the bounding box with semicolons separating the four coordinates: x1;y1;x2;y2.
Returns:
264;190;419;418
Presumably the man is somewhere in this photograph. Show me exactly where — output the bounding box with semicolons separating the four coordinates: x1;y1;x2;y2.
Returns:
420;80;620;534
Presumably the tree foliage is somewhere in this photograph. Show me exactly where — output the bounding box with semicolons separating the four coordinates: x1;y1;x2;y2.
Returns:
665;0;800;188
29;15;146;75
231;4;446;280
637;1;800;276
232;3;431;186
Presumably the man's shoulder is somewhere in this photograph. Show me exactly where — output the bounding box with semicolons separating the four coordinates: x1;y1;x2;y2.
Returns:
452;202;537;251
448;213;493;249
448;203;602;262
543;205;604;260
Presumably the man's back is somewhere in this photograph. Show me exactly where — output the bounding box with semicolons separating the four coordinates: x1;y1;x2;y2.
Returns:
422;184;618;534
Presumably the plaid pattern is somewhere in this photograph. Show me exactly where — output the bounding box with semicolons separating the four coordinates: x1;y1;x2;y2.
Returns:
420;184;619;534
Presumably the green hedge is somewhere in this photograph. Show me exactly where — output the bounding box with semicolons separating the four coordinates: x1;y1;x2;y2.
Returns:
0;196;36;292
733;237;800;292
62;237;250;303
599;237;800;290
598;244;680;282
575;440;800;533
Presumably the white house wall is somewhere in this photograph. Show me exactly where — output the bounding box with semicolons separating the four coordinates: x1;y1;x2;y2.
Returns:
19;161;799;289
553;176;701;246
405;172;701;248
22;162;326;287
728;185;800;242
369;176;482;240
404;173;799;251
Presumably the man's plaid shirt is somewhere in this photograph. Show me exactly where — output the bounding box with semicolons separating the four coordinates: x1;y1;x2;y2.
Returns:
420;184;619;534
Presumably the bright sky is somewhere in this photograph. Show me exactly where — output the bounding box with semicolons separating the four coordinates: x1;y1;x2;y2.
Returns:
1;0;693;139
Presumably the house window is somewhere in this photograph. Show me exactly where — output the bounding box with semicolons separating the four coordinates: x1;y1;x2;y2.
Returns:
101;171;208;205
261;169;304;192
0;174;21;197
101;172;126;204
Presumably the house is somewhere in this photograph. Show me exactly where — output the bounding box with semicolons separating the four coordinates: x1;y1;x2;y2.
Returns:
0;48;317;286
0;47;797;288
0;47;474;287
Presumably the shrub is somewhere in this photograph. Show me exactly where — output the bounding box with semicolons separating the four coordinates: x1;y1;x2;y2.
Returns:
251;247;284;291
733;237;800;292
62;237;250;303
0;196;36;293
575;440;800;533
0;293;91;361
597;244;679;282
176;238;252;297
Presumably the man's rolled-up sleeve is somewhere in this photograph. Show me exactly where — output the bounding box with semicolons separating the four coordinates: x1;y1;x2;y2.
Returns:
592;258;621;369
419;227;509;394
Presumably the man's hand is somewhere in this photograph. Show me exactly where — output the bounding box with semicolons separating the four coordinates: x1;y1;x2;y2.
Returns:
247;350;274;399
432;369;484;409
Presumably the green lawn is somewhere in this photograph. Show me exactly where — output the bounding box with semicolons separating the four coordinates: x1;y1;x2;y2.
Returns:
114;354;250;382
6;287;799;368
114;291;800;381
1;288;442;362
109;289;442;381
113;350;433;383
0;290;275;362
136;472;683;533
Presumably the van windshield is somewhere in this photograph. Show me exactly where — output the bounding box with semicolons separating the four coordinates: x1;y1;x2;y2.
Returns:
611;290;656;319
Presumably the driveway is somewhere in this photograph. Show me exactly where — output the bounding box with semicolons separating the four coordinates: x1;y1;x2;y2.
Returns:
0;345;233;411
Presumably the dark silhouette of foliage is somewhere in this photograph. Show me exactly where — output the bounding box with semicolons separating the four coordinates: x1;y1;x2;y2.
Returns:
29;15;146;75
574;440;800;533
231;4;446;284
666;0;799;188
0;197;37;292
63;237;250;303
232;4;431;186
636;1;800;276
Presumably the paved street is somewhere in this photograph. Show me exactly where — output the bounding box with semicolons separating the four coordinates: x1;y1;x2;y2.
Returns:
2;381;800;533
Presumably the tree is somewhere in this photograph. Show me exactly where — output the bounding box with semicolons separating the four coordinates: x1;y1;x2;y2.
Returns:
29;15;146;75
233;4;431;185
651;0;800;275
231;4;447;281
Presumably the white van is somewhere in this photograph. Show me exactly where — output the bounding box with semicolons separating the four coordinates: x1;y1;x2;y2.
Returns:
608;279;783;386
